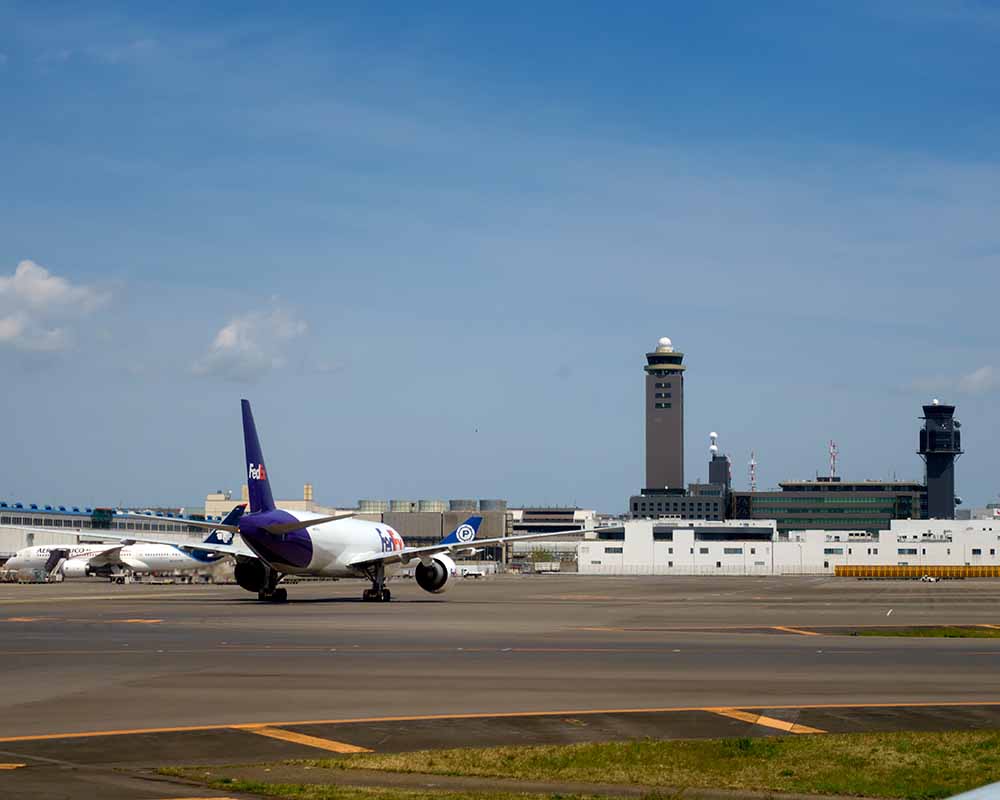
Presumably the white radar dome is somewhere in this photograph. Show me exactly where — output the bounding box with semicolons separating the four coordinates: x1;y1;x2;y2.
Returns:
710;431;718;439
658;337;672;348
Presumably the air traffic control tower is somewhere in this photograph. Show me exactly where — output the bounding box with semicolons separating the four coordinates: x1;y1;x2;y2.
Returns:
644;337;685;491
918;400;963;519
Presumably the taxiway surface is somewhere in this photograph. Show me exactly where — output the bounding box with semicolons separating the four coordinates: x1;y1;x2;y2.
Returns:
3;574;1000;738
3;575;1000;798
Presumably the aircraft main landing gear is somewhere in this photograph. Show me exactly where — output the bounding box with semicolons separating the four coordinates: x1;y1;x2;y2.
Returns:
361;562;391;602
257;568;287;602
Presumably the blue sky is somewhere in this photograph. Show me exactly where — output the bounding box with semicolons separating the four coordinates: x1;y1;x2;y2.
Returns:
1;1;998;512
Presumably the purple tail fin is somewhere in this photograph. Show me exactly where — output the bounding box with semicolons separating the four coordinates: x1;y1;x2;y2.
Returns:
242;399;276;513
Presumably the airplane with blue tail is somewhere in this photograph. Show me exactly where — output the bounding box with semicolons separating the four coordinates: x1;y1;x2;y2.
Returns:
8;504;246;579
99;399;605;602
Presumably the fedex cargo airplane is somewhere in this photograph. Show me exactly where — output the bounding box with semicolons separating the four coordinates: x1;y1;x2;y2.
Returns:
7;505;244;579
104;399;601;602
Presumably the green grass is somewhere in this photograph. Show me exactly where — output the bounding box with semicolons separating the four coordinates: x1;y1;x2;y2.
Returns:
855;626;1000;638
302;731;1000;799
161;776;652;800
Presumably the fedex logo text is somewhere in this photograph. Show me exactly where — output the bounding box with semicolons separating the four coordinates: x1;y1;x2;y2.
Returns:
248;463;267;481
376;528;403;553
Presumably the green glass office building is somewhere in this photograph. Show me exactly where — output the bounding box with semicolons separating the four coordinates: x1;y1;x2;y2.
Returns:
730;477;926;535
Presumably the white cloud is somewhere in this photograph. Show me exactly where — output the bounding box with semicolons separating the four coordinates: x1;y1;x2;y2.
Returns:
193;306;307;382
910;365;998;396
958;365;997;394
0;260;107;352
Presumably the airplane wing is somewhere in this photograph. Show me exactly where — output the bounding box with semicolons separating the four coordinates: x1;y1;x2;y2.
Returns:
82;546;126;567
112;514;242;533
347;526;612;569
65;531;255;558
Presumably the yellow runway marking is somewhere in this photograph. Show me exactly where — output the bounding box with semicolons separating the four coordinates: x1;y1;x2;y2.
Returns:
113;619;162;624
3;617;49;623
245;726;371;753
0;763;26;770
4;700;1000;744
708;708;825;734
772;626;820;636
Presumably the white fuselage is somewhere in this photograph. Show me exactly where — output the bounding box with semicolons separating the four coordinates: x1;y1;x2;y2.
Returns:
119;546;223;572
249;510;406;578
5;545;116;572
5;543;224;574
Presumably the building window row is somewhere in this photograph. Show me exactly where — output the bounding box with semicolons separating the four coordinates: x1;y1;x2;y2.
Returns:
654;402;672;409
762;499;898;507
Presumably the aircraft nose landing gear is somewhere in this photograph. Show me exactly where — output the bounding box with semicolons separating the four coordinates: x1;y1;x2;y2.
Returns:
362;588;391;602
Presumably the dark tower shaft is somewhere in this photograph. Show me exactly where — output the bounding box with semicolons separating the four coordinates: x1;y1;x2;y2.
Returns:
644;338;685;491
918;402;962;519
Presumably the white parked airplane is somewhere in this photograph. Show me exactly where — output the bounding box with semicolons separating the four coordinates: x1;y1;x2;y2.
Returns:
103;399;604;602
6;505;245;579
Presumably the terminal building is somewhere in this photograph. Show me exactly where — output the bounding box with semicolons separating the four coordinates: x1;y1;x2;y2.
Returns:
729;478;926;536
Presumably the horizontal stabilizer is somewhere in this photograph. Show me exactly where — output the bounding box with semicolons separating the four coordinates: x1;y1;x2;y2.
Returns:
262;512;355;536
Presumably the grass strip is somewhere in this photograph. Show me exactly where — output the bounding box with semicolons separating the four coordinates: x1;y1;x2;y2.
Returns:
161;776;639;800
854;626;1000;638
300;731;1000;799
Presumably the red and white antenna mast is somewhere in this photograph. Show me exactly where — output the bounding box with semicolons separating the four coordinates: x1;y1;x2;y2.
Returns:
749;450;758;493
829;440;839;479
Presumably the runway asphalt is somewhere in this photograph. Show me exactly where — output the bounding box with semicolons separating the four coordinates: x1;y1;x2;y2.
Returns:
2;573;1000;798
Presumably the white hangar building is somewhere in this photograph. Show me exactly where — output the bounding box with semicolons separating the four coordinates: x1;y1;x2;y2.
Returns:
578;518;1000;576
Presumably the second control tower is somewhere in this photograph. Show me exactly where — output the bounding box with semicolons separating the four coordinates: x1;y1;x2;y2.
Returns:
918;400;962;519
644;337;685;491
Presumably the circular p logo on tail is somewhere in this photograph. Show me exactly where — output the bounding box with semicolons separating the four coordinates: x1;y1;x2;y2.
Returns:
455;524;476;543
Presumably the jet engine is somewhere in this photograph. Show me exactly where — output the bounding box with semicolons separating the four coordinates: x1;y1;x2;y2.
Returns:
234;559;268;593
414;554;456;594
61;559;90;578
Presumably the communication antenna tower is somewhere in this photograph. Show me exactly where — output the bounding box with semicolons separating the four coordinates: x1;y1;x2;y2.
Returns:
749;450;758;493
829;440;839;479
